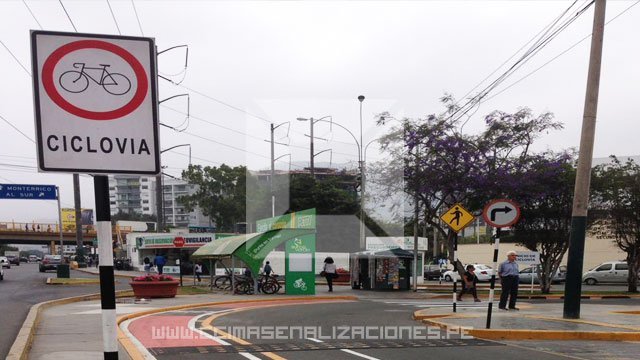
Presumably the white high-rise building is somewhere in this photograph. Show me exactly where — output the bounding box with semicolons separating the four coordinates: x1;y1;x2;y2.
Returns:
108;175;210;228
108;175;156;216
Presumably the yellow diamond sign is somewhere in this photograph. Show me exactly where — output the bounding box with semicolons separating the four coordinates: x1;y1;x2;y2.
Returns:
440;203;475;233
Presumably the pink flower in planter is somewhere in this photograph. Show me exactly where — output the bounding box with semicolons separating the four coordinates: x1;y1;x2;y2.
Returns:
132;274;175;282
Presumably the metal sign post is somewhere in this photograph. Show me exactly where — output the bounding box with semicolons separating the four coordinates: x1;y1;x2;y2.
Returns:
440;203;475;313
482;199;521;329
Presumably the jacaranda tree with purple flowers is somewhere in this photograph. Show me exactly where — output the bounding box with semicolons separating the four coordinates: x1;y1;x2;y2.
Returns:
372;96;573;289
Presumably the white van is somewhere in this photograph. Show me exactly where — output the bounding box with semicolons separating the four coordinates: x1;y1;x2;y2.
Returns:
29;255;38;262
582;261;633;285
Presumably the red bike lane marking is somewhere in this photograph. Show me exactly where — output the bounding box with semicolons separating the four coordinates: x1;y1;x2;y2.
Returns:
128;315;220;349
127;298;355;349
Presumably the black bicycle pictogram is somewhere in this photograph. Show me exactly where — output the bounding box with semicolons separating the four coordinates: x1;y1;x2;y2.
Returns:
58;63;132;96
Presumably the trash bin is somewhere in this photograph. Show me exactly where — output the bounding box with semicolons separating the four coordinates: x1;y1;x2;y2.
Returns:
57;264;70;278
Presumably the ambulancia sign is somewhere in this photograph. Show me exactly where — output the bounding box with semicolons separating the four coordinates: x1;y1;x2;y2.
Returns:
31;31;160;174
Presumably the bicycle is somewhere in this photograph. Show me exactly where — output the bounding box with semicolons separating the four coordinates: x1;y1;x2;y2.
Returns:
258;274;281;295
58;62;131;96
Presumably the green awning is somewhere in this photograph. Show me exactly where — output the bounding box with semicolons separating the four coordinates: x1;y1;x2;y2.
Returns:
191;228;315;274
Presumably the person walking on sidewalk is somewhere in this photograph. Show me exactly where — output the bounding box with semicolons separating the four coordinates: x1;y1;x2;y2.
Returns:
195;262;203;283
154;253;166;274
457;264;481;302
498;250;520;310
322;256;337;292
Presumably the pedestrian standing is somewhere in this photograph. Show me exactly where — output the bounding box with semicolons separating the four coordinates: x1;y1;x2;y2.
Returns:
88;257;93;268
323;256;337;292
263;261;272;278
498;250;520;310
195;262;203;283
143;257;152;275
154;253;166;274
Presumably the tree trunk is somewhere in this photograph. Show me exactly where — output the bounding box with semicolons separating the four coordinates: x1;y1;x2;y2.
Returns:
628;255;639;293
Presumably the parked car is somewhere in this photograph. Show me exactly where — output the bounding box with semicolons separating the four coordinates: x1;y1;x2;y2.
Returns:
443;264;496;282
582;261;639;285
423;264;445;280
0;256;10;269
6;255;20;266
39;255;62;272
518;265;567;284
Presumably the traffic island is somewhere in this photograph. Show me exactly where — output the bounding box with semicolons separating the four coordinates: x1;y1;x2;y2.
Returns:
413;302;640;341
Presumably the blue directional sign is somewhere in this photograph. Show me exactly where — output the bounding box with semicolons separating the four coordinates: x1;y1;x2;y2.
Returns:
0;184;57;200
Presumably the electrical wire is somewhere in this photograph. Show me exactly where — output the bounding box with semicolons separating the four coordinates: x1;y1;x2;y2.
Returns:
58;0;78;32
0;40;31;77
106;0;122;35
451;0;595;126
131;0;145;36
484;0;640;104
22;0;43;30
0;114;35;143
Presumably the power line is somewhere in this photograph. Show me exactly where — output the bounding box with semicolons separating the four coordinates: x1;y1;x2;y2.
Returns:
452;0;595;126
58;0;78;32
0;114;35;143
484;0;640;103
22;0;43;30
131;0;145;36
106;0;122;35
0;40;31;76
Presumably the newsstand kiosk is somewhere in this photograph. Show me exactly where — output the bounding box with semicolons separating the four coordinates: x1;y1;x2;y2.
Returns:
350;248;413;291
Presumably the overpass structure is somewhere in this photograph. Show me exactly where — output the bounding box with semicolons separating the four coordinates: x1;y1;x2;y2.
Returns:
0;221;130;247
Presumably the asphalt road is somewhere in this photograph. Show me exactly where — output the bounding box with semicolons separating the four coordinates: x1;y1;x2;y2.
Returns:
0;262;130;359
206;300;574;360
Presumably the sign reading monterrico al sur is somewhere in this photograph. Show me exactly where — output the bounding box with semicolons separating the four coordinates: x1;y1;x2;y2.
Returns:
136;234;214;249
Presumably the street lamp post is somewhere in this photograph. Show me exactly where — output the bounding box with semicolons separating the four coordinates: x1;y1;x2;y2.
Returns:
158;144;191;231
358;95;366;250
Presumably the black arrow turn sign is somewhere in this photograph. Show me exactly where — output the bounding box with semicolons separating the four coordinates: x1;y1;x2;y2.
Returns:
483;199;520;228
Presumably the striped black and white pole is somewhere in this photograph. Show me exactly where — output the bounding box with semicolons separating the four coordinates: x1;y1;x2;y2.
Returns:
486;227;501;329
95;176;118;359
452;232;458;313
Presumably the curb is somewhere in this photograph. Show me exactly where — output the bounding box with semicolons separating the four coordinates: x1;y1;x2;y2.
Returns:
6;289;134;360
116;295;359;359
413;310;640;342
76;267;139;279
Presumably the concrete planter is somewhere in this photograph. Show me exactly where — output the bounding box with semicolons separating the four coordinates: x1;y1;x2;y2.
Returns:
130;280;179;298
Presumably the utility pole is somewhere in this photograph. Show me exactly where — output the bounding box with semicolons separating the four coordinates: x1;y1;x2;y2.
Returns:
155;174;163;232
358;95;365;250
73;174;84;263
309;117;315;177
563;0;606;319
271;123;276;217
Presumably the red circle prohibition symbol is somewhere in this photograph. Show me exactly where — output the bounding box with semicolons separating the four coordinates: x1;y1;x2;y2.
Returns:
42;40;148;121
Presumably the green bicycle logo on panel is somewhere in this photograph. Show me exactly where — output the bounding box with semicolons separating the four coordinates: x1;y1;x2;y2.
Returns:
290;238;310;253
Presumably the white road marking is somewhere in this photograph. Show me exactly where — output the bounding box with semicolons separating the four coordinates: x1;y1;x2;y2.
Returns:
306;337;382;360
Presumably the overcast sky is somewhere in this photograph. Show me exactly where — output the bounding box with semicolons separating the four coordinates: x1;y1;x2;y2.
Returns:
1;0;639;223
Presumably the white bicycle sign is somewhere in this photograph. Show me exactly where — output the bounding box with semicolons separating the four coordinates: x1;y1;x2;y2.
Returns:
293;278;307;291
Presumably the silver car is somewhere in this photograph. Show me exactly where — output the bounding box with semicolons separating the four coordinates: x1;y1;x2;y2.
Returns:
519;265;566;284
582;261;636;285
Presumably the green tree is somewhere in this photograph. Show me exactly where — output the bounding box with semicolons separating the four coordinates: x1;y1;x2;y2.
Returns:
179;164;266;232
110;210;157;225
287;174;358;215
513;152;575;293
591;156;640;292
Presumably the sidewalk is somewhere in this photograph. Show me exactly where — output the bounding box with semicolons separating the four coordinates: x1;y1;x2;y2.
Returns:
414;300;640;341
